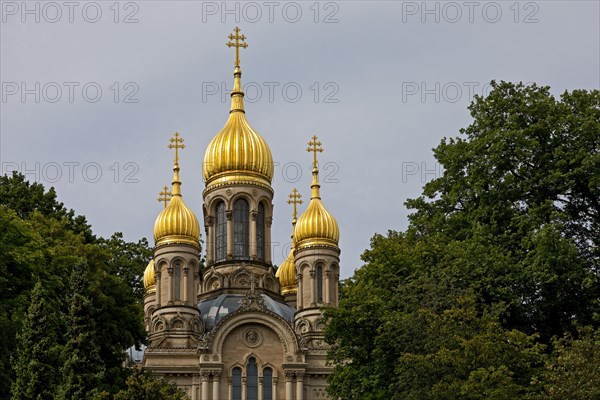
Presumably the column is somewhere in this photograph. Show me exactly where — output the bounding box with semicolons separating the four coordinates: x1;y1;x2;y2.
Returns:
201;371;210;400
228;377;232;400
212;371;221;400
272;377;278;400
324;268;331;305
226;210;233;259
295;372;304;400
265;216;273;264
285;372;294;400
297;273;303;309
309;269;316;307
258;376;263;400
167;265;174;304
250;210;257;259
183;266;189;304
335;273;340;306
241;377;247;400
191;375;198;400
156;270;162;307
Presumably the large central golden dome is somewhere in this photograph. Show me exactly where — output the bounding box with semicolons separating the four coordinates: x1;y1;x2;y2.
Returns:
203;64;274;190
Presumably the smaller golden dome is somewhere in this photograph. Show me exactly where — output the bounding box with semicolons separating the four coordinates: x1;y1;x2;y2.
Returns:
154;133;201;248
294;136;339;250
276;248;297;294
143;259;155;293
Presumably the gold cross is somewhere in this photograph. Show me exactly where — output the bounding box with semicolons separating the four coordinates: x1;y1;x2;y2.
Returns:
168;132;185;164
226;26;248;67
157;185;172;208
307;135;324;169
287;188;303;220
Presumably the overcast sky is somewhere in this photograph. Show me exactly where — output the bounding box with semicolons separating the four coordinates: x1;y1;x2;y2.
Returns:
1;1;598;278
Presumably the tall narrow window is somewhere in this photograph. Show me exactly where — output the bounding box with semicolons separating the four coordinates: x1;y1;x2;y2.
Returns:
263;367;273;400
316;264;323;303
256;203;265;261
174;263;181;301
216;201;227;262
247;357;258;400
232;367;242;400
233;199;249;259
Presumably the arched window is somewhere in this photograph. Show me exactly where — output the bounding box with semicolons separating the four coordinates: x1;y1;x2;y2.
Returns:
256;203;265;261
233;199;249;259
316;264;323;303
174;263;181;301
247;357;258;400
263;367;273;400
215;201;227;262
232;367;242;400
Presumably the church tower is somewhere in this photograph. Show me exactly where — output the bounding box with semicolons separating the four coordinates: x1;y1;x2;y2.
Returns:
143;132;203;374
200;27;280;298
293;136;341;348
276;189;303;308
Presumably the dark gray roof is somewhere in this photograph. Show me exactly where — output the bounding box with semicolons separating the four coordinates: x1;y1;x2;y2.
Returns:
198;294;296;331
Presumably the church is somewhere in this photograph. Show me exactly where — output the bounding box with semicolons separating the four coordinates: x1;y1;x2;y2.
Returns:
140;28;341;400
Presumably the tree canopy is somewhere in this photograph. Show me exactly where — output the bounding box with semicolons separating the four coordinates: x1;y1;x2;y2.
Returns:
325;82;600;399
0;172;177;399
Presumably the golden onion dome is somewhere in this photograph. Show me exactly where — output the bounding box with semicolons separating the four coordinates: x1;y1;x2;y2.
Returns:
202;52;274;190
154;133;201;248
276;248;297;294
143;259;155;293
294;136;340;250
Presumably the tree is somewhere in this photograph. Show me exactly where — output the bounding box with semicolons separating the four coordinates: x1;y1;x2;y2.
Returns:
532;327;600;400
0;175;150;397
60;262;106;400
11;281;61;400
106;369;190;400
0;172;93;242
325;82;600;399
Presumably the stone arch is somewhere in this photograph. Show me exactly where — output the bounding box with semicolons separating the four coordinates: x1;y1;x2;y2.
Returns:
261;362;278;378
210;310;301;358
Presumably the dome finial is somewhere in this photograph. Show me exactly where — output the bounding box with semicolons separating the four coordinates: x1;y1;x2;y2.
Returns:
167;132;185;196
154;131;201;248
157;185;172;208
306;135;324;199
287;188;303;226
226;27;248;114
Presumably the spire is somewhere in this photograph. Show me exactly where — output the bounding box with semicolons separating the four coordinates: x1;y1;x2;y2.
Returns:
168;132;185;196
226;27;248;114
306;135;324;200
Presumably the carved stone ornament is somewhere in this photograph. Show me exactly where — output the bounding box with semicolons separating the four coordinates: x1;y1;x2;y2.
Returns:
241;328;263;348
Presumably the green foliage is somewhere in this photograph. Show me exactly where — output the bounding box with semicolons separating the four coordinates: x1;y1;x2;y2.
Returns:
326;83;600;399
103;369;190;400
11;281;61;400
532;327;600;400
0;172;94;242
60;262;106;400
0;173;150;398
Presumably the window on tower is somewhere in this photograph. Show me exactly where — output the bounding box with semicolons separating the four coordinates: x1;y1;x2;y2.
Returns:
233;198;250;259
316;264;324;303
256;202;265;261
174;263;181;301
216;201;227;262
